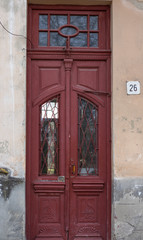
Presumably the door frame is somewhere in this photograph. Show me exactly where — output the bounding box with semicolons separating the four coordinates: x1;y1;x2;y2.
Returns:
26;4;111;239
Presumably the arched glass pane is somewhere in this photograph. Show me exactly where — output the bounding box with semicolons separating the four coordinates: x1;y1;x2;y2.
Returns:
78;97;98;176
40;97;59;175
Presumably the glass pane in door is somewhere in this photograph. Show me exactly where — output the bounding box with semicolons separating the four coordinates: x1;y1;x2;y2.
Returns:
40;97;59;175
78;97;98;176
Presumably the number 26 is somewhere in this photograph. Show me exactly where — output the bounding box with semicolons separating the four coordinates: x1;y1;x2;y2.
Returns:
130;84;137;92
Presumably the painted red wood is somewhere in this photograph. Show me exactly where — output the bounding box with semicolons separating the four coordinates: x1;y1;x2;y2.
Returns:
27;5;111;240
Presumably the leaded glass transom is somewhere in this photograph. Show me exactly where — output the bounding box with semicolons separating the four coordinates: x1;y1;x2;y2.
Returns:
40;97;59;175
39;13;99;48
78;97;98;176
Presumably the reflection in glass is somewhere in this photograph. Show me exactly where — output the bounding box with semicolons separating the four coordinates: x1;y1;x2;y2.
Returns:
70;15;87;30
61;27;77;36
90;33;98;47
78;98;98;176
50;32;66;46
39;15;48;29
39;32;48;46
40;98;59;175
90;16;98;30
50;15;67;29
70;33;87;47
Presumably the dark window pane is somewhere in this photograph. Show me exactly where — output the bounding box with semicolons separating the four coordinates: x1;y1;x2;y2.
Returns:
40;98;59;175
70;33;87;47
61;27;77;36
90;33;98;47
70;15;87;30
90;16;98;30
50;15;67;29
78;98;98;176
39;15;48;30
50;32;66;46
39;32;48;46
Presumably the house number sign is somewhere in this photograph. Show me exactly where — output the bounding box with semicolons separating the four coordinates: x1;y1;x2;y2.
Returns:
127;81;140;95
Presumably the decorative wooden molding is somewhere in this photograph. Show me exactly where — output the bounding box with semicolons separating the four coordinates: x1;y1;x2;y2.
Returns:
33;181;65;193
72;181;104;193
64;59;73;71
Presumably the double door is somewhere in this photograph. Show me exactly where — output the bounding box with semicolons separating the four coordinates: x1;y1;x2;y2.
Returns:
27;56;111;240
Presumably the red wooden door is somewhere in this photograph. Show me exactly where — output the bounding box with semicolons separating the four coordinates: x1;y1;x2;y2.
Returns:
27;5;111;240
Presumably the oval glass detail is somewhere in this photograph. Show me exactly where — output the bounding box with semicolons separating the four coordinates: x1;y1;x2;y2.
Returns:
58;24;79;38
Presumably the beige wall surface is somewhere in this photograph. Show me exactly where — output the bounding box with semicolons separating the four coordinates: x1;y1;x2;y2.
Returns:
0;0;27;178
112;0;143;177
0;0;143;239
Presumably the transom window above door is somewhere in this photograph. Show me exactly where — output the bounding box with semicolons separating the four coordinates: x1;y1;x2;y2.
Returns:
39;14;98;47
30;7;110;50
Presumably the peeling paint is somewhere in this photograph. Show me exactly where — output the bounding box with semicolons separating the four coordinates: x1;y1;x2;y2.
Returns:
114;178;143;202
113;178;143;239
0;180;25;240
0;174;24;200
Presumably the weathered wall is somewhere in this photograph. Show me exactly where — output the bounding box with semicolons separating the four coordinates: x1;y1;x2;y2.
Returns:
0;0;143;239
0;0;26;177
112;0;143;239
0;0;26;239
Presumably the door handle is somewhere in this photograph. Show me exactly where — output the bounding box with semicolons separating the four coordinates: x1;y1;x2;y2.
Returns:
72;164;76;175
70;164;76;175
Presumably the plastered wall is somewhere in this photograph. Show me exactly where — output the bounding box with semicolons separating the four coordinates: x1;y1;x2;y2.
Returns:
112;1;143;239
0;1;26;239
0;0;143;239
112;0;143;177
0;0;27;178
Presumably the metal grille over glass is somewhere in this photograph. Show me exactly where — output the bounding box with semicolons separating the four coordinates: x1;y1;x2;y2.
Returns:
78;97;98;176
40;97;59;175
39;13;98;48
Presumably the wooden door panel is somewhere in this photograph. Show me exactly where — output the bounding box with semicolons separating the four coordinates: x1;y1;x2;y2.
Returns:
29;60;66;240
72;61;107;92
33;188;65;239
70;60;108;239
27;58;110;240
31;60;65;102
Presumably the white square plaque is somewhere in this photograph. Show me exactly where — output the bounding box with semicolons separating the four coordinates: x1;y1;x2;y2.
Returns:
127;81;140;95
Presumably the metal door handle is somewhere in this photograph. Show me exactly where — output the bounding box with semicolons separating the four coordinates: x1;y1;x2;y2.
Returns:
71;164;76;175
